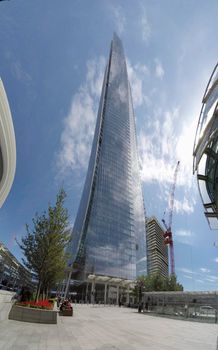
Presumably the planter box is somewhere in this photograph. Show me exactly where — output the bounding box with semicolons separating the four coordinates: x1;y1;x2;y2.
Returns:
59;308;73;316
8;304;57;324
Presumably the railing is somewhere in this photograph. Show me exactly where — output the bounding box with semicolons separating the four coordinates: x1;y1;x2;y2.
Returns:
142;303;218;323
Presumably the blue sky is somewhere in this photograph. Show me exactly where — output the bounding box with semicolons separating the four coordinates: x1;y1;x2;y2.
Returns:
0;0;218;291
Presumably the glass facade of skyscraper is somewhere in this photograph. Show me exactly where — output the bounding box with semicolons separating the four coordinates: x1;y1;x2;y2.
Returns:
69;34;146;280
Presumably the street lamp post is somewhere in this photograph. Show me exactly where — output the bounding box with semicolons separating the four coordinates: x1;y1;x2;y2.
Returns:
138;281;143;313
63;265;73;300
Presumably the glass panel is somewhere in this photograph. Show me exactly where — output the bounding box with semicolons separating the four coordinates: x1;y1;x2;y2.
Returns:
204;65;218;101
204;206;214;213
200;100;217;140
207;216;218;230
198;179;212;204
198;153;207;176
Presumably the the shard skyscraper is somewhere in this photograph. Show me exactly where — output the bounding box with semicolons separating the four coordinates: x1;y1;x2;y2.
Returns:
69;33;146;281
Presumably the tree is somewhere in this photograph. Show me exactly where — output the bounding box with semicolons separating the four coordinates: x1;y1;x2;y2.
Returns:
133;273;183;298
165;274;183;291
18;189;70;300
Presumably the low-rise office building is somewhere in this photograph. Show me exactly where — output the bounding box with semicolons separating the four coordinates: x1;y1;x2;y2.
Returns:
0;241;33;290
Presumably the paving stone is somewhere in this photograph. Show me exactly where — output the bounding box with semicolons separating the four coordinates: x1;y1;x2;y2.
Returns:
0;304;218;350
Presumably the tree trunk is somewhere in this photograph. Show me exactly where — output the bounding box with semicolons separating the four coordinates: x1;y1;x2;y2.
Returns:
46;286;49;300
35;280;41;301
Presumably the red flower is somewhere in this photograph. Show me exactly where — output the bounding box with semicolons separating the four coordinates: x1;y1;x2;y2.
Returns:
16;299;53;309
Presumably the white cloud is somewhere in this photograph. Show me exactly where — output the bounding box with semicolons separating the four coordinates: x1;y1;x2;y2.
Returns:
155;59;164;79
214;257;218;263
183;275;192;279
11;61;32;84
135;63;149;76
178;267;194;274
208;275;218;280
139;108;178;184
110;4;126;35
139;108;178;183
176;230;192;237
140;7;151;42
174;227;195;245
56;56;106;177
205;275;218;282
86;59;105;96
176;120;197;187
139;109;196;188
179;267;218;286
174;198;195;215
126;60;149;108
199;267;210;273
138;103;197;214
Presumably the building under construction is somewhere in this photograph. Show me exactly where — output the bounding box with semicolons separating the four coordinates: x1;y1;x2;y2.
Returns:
146;217;168;278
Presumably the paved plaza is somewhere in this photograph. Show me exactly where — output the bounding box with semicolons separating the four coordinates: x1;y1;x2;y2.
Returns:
0;303;218;350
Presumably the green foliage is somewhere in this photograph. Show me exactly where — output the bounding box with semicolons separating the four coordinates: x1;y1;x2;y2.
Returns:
17;188;70;300
133;273;183;297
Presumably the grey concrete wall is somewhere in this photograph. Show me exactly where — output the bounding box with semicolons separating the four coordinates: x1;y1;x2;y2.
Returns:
0;290;14;321
8;304;57;324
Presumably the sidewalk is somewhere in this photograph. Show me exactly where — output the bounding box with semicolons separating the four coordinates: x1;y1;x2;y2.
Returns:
0;303;217;350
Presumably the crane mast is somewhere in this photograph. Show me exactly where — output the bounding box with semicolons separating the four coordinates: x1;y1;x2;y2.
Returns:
162;161;180;275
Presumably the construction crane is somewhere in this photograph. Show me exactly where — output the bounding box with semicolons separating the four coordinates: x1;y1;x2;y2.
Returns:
162;161;180;275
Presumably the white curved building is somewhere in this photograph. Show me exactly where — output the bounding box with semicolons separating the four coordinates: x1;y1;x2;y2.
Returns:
0;79;16;207
193;64;218;229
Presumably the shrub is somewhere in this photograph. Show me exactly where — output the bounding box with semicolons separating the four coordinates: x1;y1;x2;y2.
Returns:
16;299;53;310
